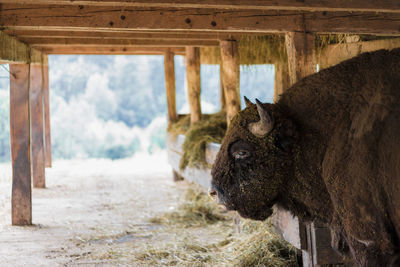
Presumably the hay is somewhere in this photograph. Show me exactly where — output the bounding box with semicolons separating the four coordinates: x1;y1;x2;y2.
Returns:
200;35;286;65
168;112;227;170
146;185;299;266
150;187;229;227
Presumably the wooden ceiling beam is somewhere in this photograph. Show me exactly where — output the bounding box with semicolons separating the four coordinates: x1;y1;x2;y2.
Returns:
5;29;261;40
1;4;399;35
25;37;218;47
37;46;186;55
0;0;398;13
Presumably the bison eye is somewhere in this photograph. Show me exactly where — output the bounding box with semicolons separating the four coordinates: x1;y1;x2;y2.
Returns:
232;150;250;160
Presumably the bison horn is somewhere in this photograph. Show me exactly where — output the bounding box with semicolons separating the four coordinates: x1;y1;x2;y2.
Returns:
244;96;253;108
248;99;274;137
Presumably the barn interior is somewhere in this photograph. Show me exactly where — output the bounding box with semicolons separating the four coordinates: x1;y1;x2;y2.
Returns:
0;1;399;266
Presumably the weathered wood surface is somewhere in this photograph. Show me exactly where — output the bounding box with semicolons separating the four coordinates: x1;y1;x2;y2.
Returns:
273;207;307;250
0;0;399;13
318;37;400;69
185;46;201;125
40;46;185;55
1;5;400;35
5;29;263;40
167;134;218;189
0;31;42;64
219;63;226;110
220;40;240;124
273;59;290;103
42;63;52;168
30;65;46;188
9;64;32;226
164;49;178;123
285;32;316;86
24;37;218;48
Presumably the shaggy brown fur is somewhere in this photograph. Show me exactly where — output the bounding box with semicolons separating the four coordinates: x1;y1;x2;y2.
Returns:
211;48;400;266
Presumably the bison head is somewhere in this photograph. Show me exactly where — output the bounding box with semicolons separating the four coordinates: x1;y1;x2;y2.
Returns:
210;98;297;220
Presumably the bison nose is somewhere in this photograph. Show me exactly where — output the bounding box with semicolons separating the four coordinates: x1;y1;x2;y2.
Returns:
208;188;218;198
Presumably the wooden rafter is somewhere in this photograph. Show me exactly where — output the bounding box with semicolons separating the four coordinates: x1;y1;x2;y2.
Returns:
0;0;398;13
38;46;186;55
4;29;262;40
23;37;219;47
0;4;399;35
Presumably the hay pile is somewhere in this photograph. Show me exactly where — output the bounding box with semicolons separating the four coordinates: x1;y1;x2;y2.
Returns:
144;186;300;266
200;35;286;65
168;112;227;170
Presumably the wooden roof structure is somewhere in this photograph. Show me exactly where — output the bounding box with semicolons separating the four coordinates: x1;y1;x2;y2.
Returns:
1;2;400;265
0;1;399;58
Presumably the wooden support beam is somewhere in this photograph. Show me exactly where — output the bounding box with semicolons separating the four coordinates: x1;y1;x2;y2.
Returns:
186;46;201;125
285;32;316;86
42;59;52;168
9;64;32;226
220;40;240;124
0;31;42;64
273;59;290;102
219;63;226;110
318;37;400;69
39;46;186;55
0;0;398;13
5;29;257;40
30;65;46;188
164;49;178;123
22;37;219;47
1;5;400;35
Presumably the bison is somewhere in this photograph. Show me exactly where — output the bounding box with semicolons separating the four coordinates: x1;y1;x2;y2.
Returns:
210;48;400;266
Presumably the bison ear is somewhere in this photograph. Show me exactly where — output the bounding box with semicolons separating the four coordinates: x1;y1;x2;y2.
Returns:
244;96;253;108
248;99;274;137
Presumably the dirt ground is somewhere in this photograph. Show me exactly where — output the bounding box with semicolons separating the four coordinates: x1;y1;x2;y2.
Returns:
0;152;227;266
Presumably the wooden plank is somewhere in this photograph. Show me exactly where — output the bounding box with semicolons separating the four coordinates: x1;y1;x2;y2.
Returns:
273;59;290;102
164;48;178;123
219;63;225;110
30;65;46;188
39;46;186;55
1;5;400;35
9;64;32;226
319;37;400;69
0;0;398;13
21;37;219;47
186;46;201;125
5;29;259;40
42;61;52;168
285;32;316;86
220;40;240;124
0;31;42;64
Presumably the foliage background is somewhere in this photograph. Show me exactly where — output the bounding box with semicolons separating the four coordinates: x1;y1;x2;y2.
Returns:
0;56;274;161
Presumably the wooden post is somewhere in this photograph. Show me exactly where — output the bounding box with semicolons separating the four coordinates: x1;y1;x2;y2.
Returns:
219;63;226;110
185;46;201;125
30;65;46;188
10;64;32;226
164;48;178;123
220;40;240;125
42;62;52;168
285;32;316;86
273;59;291;103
